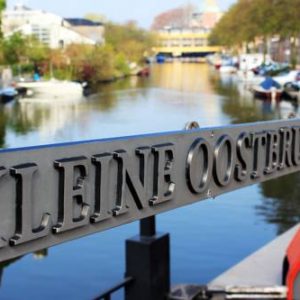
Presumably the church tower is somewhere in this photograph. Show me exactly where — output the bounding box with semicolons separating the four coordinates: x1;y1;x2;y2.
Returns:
199;0;222;30
203;0;221;13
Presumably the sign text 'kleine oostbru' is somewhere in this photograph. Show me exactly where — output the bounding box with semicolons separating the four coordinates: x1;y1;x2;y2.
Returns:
0;119;300;261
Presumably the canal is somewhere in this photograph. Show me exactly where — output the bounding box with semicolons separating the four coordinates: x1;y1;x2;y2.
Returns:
0;63;299;299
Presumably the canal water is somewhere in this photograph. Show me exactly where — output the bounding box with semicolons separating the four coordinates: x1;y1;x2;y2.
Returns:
0;63;299;299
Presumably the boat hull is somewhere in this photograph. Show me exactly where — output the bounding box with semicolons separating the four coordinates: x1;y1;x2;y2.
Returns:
17;80;83;99
252;86;282;101
0;87;18;104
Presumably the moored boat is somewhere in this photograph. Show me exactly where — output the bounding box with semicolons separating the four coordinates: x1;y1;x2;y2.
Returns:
251;77;282;101
171;224;300;299
283;81;300;101
219;65;237;74
239;53;273;72
273;70;300;86
237;69;264;85
0;87;18;103
218;56;238;74
16;79;84;99
137;67;150;77
156;55;166;64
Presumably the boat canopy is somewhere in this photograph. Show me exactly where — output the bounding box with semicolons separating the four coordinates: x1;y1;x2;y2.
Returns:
260;77;281;90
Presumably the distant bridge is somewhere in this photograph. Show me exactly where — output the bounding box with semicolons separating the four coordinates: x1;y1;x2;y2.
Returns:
153;45;221;57
153;31;221;57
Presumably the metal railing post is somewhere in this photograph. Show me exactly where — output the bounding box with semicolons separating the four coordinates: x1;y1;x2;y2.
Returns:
140;215;156;237
125;216;170;300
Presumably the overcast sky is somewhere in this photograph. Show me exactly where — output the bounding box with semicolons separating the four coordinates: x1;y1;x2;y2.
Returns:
7;0;236;28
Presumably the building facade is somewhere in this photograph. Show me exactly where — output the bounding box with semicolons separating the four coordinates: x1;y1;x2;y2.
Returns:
2;4;105;48
153;0;222;57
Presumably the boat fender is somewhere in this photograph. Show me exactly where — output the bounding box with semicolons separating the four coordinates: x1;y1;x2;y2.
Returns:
284;228;300;300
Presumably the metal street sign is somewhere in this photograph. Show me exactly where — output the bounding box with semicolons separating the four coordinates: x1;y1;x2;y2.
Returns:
0;118;300;262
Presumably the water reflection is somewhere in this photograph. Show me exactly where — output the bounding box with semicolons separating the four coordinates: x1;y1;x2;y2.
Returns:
0;63;299;298
257;174;300;235
0;108;6;148
16;100;85;139
0;257;21;286
0;64;299;235
0;249;48;288
209;70;300;235
209;71;299;122
33;249;48;260
0;63;299;234
1;64;298;145
150;63;214;94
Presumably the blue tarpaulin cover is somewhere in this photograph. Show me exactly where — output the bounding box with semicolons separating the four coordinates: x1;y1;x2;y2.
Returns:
260;77;281;90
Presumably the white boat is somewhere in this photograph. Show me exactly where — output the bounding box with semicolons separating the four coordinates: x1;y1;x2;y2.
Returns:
237;70;264;84
17;79;84;99
237;70;300;88
239;53;272;72
273;70;300;86
219;65;237;74
251;77;283;101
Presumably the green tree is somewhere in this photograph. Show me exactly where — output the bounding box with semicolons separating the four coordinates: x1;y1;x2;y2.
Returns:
209;0;300;65
114;53;130;76
105;21;156;63
2;32;27;65
67;44;115;84
0;0;6;37
25;36;49;63
273;0;300;66
1;33;50;75
0;0;5;11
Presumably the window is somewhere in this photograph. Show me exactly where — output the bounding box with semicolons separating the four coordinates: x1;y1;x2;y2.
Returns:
195;38;206;47
182;38;192;47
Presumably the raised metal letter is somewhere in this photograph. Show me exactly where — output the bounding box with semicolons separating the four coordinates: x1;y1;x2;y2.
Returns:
91;153;113;223
151;143;175;205
53;157;89;233
186;138;212;194
112;147;151;216
251;132;267;179
235;133;251;182
265;131;280;175
292;127;300;166
10;163;51;246
214;135;235;187
0;167;8;248
279;127;293;169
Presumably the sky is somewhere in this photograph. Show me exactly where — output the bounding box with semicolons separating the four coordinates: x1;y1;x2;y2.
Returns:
6;0;236;28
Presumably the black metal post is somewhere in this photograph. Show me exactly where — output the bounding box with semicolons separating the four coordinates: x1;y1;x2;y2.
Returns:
140;215;156;237
125;216;170;300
